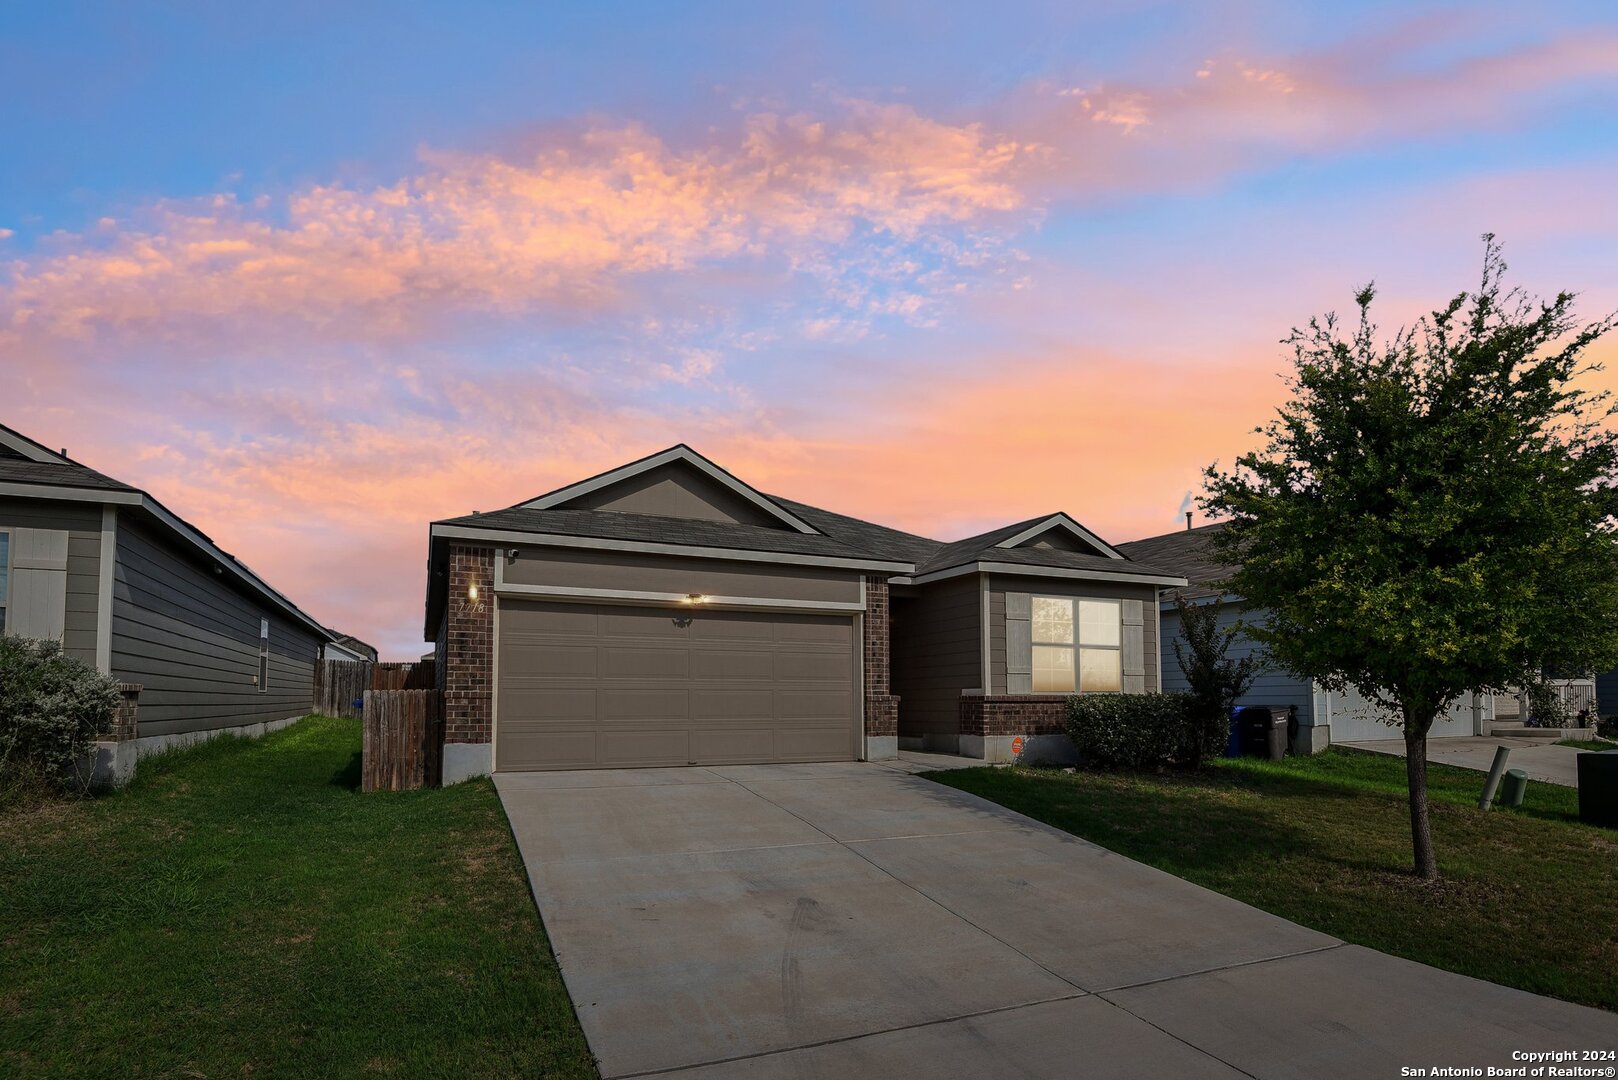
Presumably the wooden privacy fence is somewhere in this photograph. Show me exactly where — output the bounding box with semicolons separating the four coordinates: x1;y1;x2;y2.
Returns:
316;659;436;718
362;689;443;792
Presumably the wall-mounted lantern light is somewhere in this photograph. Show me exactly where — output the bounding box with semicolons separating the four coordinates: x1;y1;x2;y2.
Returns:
468;584;480;602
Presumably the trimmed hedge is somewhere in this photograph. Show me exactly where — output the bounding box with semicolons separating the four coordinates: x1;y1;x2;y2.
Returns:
1064;691;1221;770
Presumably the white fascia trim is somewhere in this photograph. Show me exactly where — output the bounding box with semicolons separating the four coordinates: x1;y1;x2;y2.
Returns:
493;581;866;614
139;497;333;640
912;561;1190;588
518;446;820;535
1157;590;1244;611
994;513;1124;560
0;428;68;463
431;523;912;573
95;505;117;674
0;482;141;505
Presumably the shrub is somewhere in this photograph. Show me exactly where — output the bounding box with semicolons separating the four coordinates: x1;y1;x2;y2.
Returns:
1523;677;1569;728
1171;595;1259;762
1064;692;1209;770
0;637;120;800
1598;715;1618;740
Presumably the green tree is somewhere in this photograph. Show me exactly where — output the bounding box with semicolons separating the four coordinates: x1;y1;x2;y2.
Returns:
1171;593;1261;761
1203;237;1618;879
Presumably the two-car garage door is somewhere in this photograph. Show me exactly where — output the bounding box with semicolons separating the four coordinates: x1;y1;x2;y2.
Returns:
495;601;857;771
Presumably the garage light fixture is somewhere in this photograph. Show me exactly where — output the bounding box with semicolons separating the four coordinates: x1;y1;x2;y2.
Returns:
684;592;708;604
468;584;480;601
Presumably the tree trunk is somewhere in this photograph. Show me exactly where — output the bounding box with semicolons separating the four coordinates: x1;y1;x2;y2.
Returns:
1403;721;1439;880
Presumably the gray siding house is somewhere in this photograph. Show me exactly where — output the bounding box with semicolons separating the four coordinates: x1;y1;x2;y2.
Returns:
1117;522;1490;750
0;423;332;773
424;445;1187;781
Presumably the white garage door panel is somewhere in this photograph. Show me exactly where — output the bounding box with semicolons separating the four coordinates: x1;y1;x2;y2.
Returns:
1330;687;1478;741
496;600;858;771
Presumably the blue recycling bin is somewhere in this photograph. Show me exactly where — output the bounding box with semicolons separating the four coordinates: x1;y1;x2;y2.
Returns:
1225;707;1245;756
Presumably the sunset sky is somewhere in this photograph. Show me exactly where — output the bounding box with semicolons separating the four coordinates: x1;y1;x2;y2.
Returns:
6;2;1618;657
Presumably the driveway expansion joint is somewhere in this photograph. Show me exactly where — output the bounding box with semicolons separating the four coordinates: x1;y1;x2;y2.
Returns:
611;992;1094;1080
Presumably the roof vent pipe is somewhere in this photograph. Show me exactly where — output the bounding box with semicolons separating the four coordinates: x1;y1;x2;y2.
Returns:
1185;511;1193;531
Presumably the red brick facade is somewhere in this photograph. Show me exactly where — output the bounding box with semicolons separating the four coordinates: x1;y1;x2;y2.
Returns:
444;545;495;744
960;694;1069;738
862;574;899;737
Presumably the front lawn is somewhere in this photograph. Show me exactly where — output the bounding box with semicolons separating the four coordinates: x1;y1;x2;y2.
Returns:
1558;737;1617;752
0;715;597;1078
930;748;1618;1012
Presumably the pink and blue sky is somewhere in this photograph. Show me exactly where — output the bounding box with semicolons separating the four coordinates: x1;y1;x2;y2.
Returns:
6;2;1618;657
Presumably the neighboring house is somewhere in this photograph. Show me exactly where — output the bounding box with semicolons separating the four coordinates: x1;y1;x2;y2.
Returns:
424;445;1188;780
0;422;332;776
1117;522;1491;751
322;632;379;664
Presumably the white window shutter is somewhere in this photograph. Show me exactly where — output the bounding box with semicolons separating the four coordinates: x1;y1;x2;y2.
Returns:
9;528;69;642
1005;592;1032;694
1121;598;1145;693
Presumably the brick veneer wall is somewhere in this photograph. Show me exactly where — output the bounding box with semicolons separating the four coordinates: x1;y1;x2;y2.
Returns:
109;683;142;742
960;694;1069;737
444;545;495;744
863;574;899;737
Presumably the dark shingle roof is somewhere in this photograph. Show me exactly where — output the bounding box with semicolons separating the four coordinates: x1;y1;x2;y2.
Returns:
766;496;942;563
0;456;138;493
1115;522;1234;600
441;498;1185;580
435;505;901;564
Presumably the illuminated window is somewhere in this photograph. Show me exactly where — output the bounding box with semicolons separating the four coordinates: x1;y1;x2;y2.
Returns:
1030;597;1122;692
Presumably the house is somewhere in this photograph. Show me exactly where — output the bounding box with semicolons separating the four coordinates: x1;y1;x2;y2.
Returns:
0;422;332;780
1117;521;1491;751
424;445;1188;780
322;632;379;664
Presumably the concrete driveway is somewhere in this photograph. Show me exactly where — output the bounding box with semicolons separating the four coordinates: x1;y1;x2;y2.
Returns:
497;759;1618;1078
1341;736;1601;787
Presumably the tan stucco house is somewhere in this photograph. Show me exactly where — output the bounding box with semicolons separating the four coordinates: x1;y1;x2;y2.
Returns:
424;446;1187;781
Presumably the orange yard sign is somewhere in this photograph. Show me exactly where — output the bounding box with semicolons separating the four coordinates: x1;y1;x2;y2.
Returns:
1011;736;1024;757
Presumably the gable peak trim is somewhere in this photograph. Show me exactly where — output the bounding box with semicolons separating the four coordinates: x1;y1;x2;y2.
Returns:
516;445;820;534
994;513;1123;560
0;423;70;464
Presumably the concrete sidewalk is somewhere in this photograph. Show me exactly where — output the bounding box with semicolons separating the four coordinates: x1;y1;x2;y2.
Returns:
1341;735;1605;787
497;761;1617;1079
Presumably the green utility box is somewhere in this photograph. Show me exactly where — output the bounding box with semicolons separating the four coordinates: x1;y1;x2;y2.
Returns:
1499;768;1529;808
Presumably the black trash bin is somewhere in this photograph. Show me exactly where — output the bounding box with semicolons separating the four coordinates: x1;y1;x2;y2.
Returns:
1577;749;1618;829
1238;707;1287;761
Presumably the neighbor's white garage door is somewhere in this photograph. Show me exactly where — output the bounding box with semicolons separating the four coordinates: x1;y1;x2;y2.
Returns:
1328;687;1481;741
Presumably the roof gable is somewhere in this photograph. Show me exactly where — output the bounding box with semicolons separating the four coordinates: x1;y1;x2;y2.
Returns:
994;514;1121;560
0;423;70;464
519;446;819;534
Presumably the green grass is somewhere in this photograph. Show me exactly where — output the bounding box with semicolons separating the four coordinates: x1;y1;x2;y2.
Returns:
930;748;1618;1012
0;715;597;1078
1558;737;1618;751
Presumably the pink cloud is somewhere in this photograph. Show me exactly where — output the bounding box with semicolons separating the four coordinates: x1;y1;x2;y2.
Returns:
0;102;1030;353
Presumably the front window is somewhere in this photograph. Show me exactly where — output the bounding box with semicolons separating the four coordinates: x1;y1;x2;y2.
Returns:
0;530;9;634
1031;596;1121;693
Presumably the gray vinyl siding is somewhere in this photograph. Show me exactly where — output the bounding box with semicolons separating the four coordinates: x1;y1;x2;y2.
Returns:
503;545;861;604
0;496;103;667
987;575;1159;695
891;575;982;739
110;519;318;737
1159;602;1317;726
1598;667;1618;719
